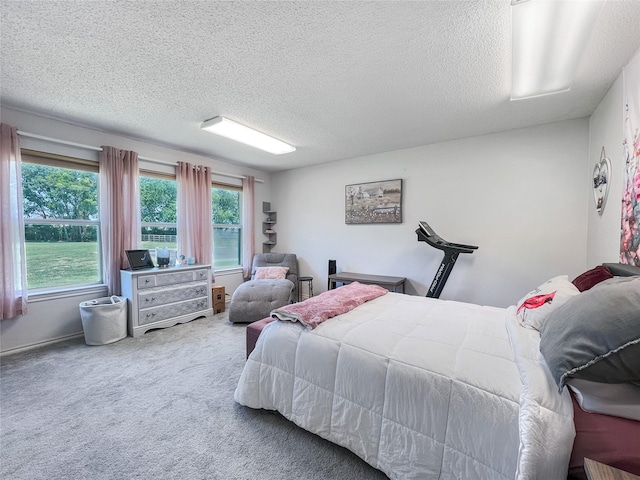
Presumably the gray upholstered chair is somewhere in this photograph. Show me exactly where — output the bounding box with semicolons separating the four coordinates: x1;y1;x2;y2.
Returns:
228;253;298;323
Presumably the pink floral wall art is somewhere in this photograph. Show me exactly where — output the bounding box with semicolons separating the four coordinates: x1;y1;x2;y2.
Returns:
620;50;640;266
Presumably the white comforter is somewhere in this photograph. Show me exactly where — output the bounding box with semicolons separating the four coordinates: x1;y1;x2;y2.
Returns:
234;293;575;480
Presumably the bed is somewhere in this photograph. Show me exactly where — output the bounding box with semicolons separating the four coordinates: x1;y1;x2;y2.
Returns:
234;264;640;480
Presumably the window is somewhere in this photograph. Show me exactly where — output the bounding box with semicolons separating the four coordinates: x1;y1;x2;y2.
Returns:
21;150;101;290
19;156;243;290
212;185;241;269
138;174;242;270
139;173;177;260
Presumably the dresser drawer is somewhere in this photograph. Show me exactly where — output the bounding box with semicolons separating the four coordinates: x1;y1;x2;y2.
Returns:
135;268;210;289
155;270;197;286
137;275;157;289
137;282;208;308
138;298;210;326
193;269;209;282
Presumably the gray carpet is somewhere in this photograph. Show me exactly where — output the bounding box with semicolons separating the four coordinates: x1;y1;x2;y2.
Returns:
1;312;389;480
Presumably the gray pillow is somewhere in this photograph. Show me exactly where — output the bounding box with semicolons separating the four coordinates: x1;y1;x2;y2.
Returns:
539;277;640;392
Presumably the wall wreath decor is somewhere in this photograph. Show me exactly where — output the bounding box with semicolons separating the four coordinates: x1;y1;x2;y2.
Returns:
593;147;611;215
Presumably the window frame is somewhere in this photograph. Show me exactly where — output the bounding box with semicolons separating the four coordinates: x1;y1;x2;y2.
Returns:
137;174;244;270
212;182;243;271
21;149;103;293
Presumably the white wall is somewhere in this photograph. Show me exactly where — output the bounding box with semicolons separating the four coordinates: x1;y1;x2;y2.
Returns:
271;119;590;308
2;85;625;351
586;70;627;266
0;107;271;353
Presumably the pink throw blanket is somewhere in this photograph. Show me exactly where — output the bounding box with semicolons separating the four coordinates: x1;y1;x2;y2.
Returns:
271;281;388;329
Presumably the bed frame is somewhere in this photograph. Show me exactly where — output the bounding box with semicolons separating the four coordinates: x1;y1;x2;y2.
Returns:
568;262;640;479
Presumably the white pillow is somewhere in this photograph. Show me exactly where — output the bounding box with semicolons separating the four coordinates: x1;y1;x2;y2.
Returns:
515;275;579;331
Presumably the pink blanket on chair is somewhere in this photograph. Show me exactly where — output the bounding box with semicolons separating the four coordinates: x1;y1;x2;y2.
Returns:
271;281;388;329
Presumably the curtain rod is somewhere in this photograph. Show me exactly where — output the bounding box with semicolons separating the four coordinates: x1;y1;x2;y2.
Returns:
17;130;103;151
16;130;265;183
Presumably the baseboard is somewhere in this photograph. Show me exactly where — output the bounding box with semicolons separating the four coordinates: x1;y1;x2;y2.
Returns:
1;332;85;357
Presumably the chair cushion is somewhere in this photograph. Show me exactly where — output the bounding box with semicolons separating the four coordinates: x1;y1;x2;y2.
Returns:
228;279;294;323
251;253;298;297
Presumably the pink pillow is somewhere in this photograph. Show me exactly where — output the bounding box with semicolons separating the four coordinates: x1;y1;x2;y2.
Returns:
254;266;289;280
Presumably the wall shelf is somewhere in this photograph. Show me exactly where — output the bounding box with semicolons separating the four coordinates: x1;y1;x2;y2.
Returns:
262;201;277;253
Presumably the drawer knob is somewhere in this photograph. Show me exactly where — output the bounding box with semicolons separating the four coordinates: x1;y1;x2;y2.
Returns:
145;279;150;283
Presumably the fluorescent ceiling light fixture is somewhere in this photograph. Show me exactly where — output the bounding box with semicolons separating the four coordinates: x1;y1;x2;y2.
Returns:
511;0;604;100
200;116;296;155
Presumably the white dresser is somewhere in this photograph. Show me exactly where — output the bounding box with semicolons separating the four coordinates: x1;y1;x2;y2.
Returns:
120;264;213;337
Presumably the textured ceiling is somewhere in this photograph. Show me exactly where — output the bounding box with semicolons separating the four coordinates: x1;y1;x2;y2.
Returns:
1;1;639;173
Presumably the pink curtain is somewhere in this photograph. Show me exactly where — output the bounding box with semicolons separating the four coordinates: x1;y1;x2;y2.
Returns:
100;146;140;295
177;162;213;279
242;175;255;279
0;124;28;319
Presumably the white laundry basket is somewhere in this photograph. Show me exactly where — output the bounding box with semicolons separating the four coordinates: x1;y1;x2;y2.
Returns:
79;296;128;345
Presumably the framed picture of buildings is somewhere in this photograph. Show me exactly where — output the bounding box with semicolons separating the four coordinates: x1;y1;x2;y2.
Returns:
345;179;402;224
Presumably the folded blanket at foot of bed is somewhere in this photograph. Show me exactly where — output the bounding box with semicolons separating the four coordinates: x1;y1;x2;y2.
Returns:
271;281;387;329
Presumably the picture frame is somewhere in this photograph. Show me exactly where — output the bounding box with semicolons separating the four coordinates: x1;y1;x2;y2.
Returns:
125;249;155;270
345;179;402;224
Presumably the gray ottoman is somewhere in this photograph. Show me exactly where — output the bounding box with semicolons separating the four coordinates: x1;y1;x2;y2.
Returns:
228;279;294;323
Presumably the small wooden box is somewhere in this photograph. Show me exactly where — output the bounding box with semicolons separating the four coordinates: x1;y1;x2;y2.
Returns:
212;285;225;313
213;301;225;314
212;285;225;302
